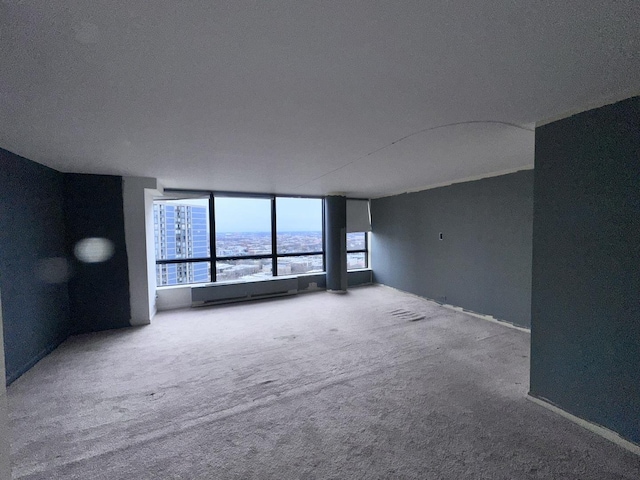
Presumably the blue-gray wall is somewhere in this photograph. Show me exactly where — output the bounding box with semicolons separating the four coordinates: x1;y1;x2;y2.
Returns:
530;96;640;444
0;149;71;384
1;151;133;384
64;174;131;334
371;170;533;328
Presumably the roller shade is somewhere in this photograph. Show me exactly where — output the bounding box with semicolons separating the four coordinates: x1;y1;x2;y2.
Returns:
346;199;371;233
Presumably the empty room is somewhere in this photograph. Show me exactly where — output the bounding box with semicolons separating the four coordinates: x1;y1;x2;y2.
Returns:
1;2;639;479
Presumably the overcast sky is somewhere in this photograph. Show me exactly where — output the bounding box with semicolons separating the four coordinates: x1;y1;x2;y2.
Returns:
158;197;322;232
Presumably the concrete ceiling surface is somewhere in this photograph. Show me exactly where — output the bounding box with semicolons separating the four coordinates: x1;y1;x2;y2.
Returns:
1;1;639;197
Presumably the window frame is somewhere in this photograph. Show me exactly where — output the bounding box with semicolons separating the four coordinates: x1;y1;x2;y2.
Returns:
154;191;326;286
346;231;369;270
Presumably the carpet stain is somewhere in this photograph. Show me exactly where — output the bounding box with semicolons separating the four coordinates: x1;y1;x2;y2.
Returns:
146;392;166;400
274;335;297;341
388;309;427;322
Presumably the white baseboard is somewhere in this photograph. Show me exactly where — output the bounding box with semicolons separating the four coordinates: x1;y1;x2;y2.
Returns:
375;283;530;333
0;391;11;480
129;317;151;327
437;302;530;333
527;395;640;457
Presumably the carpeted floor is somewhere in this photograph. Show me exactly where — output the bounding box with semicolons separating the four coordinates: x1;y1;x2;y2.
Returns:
7;285;640;479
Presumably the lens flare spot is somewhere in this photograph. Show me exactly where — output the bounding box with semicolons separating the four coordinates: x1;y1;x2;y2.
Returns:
74;238;114;263
36;257;70;284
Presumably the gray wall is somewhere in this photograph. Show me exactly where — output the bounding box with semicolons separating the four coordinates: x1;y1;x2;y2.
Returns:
530;96;640;445
64;174;131;334
0;149;71;384
1;150;134;384
371;170;533;328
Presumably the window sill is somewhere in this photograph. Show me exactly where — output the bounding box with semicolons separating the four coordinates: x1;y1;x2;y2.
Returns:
156;271;327;290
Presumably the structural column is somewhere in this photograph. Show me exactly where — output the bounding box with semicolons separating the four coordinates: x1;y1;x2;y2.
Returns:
324;195;347;292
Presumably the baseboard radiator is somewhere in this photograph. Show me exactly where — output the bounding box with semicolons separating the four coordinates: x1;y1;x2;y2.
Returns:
191;277;299;307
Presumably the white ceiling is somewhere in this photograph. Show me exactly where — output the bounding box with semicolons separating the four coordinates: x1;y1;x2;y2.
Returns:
1;1;639;198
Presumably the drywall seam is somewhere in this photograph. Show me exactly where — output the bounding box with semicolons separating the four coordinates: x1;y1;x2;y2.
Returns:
295;121;534;191
373;166;534;199
375;283;530;333
527;395;640;457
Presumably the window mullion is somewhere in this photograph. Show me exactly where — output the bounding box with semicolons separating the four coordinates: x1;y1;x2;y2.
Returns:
209;193;216;282
271;196;277;277
365;232;368;268
322;200;326;272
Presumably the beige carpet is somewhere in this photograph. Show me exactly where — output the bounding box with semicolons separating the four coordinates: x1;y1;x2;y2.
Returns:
8;285;640;479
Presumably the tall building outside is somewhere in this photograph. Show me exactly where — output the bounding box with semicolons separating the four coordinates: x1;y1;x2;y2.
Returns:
154;203;209;286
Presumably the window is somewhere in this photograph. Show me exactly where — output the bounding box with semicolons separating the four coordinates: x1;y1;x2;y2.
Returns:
214;196;273;281
346;198;370;270
153;198;211;286
276;197;324;275
347;232;368;270
216;258;272;282
153;194;325;286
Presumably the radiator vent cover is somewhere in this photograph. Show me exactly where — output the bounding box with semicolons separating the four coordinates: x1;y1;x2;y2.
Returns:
191;277;299;307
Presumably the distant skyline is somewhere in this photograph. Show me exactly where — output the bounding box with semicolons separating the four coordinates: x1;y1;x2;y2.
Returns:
156;197;323;233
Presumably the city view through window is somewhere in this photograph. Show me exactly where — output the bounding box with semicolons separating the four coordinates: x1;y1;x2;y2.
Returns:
154;196;370;287
347;232;367;270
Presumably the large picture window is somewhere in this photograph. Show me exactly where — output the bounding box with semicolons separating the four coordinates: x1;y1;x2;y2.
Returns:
153;194;325;286
215;197;273;282
276;197;324;275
